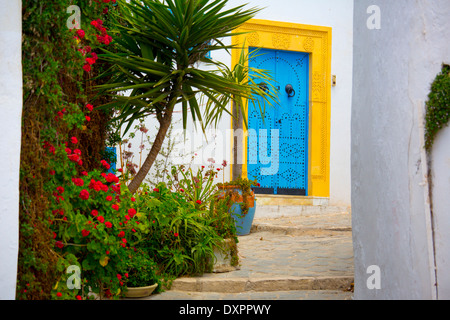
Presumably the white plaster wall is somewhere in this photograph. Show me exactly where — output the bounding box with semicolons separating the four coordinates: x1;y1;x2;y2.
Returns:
351;0;449;299
0;0;22;300
431;125;450;299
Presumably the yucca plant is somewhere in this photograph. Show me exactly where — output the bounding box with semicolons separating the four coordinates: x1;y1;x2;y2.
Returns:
97;0;274;193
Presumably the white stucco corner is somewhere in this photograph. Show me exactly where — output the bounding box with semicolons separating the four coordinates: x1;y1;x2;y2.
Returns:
0;0;22;300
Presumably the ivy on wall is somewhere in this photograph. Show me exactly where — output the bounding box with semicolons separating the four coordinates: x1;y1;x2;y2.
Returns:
424;64;450;152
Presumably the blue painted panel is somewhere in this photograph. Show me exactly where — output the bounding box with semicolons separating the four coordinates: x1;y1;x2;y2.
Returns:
247;47;309;195
105;147;117;173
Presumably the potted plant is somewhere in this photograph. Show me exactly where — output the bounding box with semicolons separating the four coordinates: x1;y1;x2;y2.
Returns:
123;249;160;298
217;177;258;236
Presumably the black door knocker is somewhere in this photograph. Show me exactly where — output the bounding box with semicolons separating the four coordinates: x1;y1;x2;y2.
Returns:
284;84;295;97
285;84;295;97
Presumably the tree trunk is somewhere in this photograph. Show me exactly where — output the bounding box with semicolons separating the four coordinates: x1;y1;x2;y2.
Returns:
232;100;244;180
127;109;173;194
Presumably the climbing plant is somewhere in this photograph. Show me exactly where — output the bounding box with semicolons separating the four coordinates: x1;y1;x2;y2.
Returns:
18;0;117;299
424;64;450;152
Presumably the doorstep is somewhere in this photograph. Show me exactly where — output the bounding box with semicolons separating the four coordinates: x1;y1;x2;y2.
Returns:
253;195;350;219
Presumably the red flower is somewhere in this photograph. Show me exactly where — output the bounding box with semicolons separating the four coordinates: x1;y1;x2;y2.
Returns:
73;149;82;155
101;160;110;170
128;208;136;217
76;29;85;38
97;216;105;223
79;189;89;200
86;103;94;111
153;188;159;192
81;171;88;176
117;274;122;281
72;178;84;186
83;64;91;72
118;231;125;237
105;221;112;228
85;115;91;122
85;57;96;65
105;173;119;183
70;137;78;144
124;215;130;221
91;209;98;217
55;241;64;249
84;46;91;52
196;200;202;204
68;153;80;162
76;295;82;300
49;170;55;175
174;232;179;237
106;195;113;201
56;186;64;194
81;229;90;237
65;148;72;154
131;197;136;202
56;292;62;297
112;204;119;211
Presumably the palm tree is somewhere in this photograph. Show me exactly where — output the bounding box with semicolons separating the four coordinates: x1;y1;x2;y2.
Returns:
98;0;271;193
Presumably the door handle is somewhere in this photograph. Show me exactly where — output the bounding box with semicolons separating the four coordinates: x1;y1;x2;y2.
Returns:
285;84;295;97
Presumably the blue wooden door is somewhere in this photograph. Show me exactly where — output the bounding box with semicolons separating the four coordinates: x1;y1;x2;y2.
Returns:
247;47;309;195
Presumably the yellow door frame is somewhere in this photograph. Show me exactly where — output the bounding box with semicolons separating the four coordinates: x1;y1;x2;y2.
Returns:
230;19;332;198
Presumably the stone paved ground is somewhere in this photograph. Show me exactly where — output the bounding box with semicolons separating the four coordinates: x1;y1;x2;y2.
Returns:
136;212;354;300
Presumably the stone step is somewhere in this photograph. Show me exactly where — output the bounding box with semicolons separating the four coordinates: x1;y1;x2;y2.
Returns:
145;289;354;300
170;276;354;293
251;212;352;236
254;204;350;219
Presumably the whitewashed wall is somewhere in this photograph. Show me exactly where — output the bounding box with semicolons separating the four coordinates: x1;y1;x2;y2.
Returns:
431;125;450;299
0;0;22;300
127;0;354;207
351;0;449;299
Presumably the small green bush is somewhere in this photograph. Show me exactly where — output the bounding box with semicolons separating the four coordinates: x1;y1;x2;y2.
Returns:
425;64;450;152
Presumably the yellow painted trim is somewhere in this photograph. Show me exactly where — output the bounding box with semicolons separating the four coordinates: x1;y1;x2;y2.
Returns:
230;19;332;197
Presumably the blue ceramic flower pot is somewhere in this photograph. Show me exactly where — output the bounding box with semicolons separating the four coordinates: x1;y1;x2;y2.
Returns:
230;202;256;236
221;187;256;236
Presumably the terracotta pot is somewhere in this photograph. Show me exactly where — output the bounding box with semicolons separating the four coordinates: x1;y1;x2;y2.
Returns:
125;283;158;298
218;185;255;208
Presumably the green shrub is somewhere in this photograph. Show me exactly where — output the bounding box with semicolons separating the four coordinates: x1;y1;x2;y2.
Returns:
425;64;450;152
123;249;161;290
135;182;225;280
